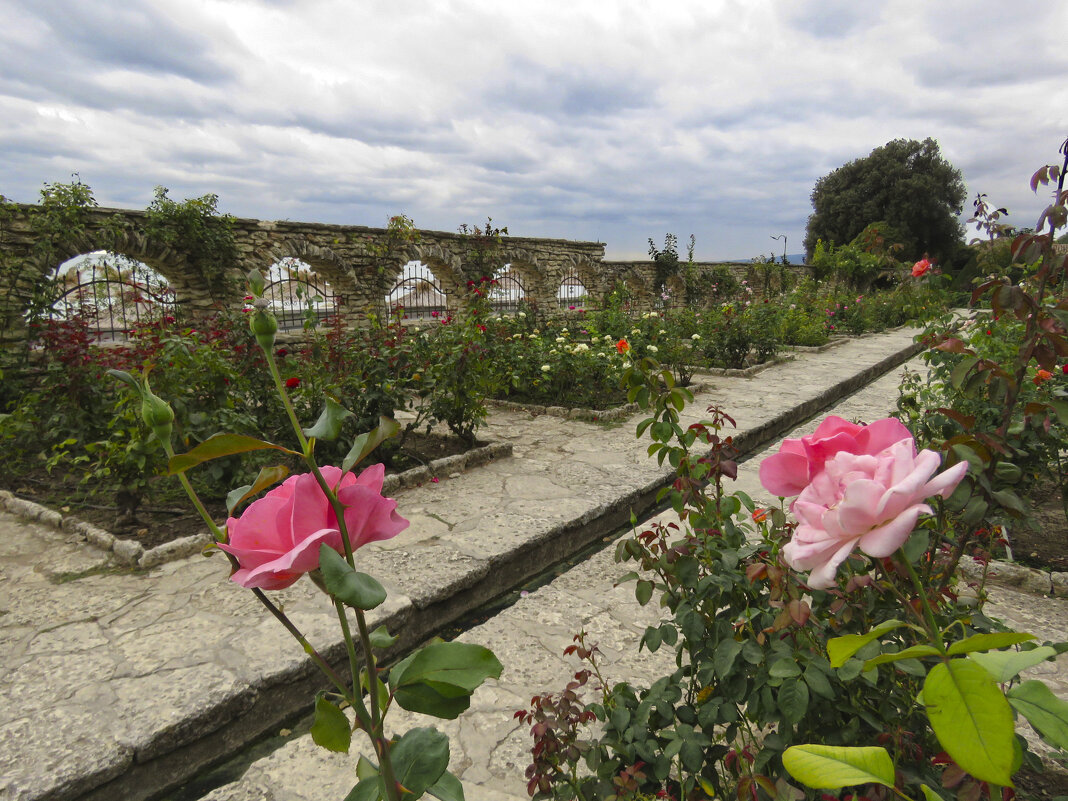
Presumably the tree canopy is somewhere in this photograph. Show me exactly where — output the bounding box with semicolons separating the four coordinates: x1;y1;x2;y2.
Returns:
803;138;966;262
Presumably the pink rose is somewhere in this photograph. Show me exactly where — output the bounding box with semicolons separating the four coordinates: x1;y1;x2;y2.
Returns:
911;258;932;277
759;416;914;499
219;464;408;590
783;439;967;588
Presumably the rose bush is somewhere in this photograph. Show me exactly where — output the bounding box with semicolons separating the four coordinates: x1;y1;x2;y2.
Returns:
783;437;967;588
219;464;408;590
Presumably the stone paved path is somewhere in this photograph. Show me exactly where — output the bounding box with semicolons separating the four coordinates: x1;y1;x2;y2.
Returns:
203;359;1068;801
0;329;938;801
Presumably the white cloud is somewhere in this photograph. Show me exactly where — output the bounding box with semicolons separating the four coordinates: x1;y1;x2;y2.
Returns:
0;0;1065;259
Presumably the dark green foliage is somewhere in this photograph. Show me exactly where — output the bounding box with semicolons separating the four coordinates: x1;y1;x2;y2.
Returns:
804;137;967;262
649;233;681;295
144;187;238;295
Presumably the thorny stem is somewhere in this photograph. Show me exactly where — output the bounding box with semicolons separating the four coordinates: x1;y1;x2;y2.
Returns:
250;587;353;698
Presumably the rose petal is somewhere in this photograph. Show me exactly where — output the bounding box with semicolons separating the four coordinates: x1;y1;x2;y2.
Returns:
231;528;345;589
759;450;811;497
858;505;930;558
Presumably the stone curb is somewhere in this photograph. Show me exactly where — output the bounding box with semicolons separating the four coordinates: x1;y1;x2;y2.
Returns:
958;554;1068;598
487;383;714;423
0;442;513;571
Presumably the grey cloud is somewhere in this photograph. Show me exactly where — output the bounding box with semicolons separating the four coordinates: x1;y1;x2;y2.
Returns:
486;60;654;118
783;1;883;40
24;2;238;84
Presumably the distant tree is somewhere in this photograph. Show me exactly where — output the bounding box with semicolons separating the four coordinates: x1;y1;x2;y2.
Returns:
804;138;967;262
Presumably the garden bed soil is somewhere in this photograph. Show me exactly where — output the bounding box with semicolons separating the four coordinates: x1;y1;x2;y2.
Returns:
1;432;477;550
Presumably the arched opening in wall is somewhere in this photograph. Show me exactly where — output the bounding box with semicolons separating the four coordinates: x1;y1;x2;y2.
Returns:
558;266;589;310
47;251;178;342
385;261;450;320
262;258;339;331
489;264;526;315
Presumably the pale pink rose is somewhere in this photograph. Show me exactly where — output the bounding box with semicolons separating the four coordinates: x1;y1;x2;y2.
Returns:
219;464;408;590
782;439;967;589
759;416;913;499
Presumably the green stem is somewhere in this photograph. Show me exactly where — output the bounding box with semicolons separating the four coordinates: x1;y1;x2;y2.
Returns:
333;599;374;734
261;347;311;456
250;588;353;699
895;547;946;654
353;606;402;801
161;439;225;543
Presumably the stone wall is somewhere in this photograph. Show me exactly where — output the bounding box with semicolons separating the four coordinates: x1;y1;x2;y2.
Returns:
0;204;612;339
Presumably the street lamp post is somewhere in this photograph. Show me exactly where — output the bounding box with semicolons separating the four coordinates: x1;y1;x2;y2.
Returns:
771;234;787;264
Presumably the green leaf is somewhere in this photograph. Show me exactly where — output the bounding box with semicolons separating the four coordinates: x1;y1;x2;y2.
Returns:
427;769;465;801
390;641;503;720
1008;680;1068;751
342;778;383;801
924;659;1015;786
342;416;400;473
864;645;941;669
635;579;653;605
803;666;835;700
951;356;980;390
919;784;947;801
969;645;1057;682
769;658;802;678
319;546;387;610
392;641;503;693
302;397;354;442
778;678;810;724
827;620;906;668
107;369;144;397
714;639;742;680
168;433;297;474
225;465;289;515
310;695;351;753
369;625;398;650
947;632;1035;656
246;268;265;297
901;530;930;564
782;744;894;790
390;727;450;798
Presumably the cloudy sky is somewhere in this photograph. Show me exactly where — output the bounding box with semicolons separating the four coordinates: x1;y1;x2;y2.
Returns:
1;1;1066;260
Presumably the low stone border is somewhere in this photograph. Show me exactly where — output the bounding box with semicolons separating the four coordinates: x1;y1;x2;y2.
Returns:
688;355;795;378
958;554;1068;598
489;382;715;423
488;397;639;422
0;441;512;570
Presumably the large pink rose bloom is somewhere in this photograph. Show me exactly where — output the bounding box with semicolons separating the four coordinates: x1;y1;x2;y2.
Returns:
219;464;408;590
759;415;914;499
783;439;967;589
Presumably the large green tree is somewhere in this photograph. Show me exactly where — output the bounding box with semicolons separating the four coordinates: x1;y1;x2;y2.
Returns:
804;137;966;262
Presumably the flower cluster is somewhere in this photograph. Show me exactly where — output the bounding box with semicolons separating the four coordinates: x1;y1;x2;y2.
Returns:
760;416;966;588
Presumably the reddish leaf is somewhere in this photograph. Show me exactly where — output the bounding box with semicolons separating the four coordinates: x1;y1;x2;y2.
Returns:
934;407;975;429
934;337;973;355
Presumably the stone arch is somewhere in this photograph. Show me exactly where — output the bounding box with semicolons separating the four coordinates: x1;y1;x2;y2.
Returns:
255;238;364;327
22;226;222;327
262;239;351;290
48;251;180;342
614;267;655;310
554;257;601;310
